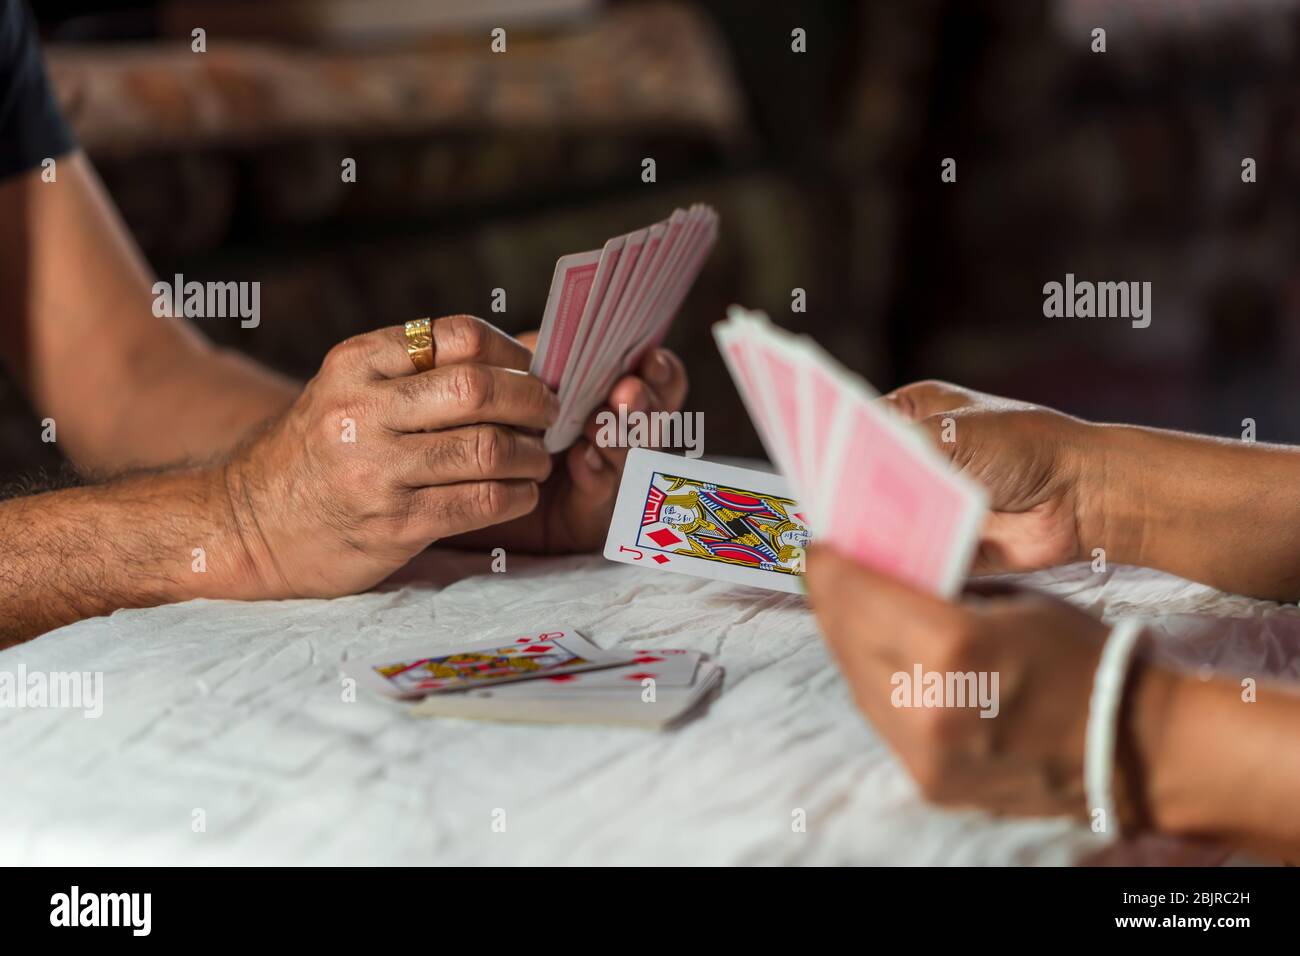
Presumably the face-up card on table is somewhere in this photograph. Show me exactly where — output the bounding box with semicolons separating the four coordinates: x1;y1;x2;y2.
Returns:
480;649;701;697
604;448;811;594
344;629;628;699
410;661;724;729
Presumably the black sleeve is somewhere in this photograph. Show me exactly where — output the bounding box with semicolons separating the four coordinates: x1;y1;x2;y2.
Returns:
0;0;76;182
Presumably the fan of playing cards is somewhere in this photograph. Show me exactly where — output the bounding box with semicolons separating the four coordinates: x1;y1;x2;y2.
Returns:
531;204;719;452
713;307;988;597
599;310;986;599
345;630;722;729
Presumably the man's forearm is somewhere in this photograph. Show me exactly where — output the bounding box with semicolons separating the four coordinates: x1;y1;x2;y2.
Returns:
0;464;262;646
1;153;298;472
1081;424;1300;600
98;336;298;469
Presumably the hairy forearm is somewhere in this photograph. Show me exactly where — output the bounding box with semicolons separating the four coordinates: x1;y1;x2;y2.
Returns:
1081;424;1300;600
0;464;261;646
1129;664;1300;859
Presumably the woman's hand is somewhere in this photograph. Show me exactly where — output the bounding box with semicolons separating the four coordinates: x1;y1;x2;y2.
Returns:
805;545;1181;825
885;380;1103;573
889;379;1300;601
807;544;1300;859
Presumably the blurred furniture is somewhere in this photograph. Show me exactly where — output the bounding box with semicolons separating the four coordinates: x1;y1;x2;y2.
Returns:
4;0;1299;484
7;0;906;481
45;1;750;377
876;0;1300;440
160;0;602;40
6;1;798;480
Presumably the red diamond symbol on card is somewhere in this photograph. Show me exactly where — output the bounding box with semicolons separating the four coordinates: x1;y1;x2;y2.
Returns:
623;672;657;681
648;528;683;547
524;645;552;653
652;554;670;564
633;655;664;664
546;674;577;682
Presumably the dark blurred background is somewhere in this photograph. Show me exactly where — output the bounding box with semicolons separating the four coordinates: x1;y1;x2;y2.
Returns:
6;0;1300;478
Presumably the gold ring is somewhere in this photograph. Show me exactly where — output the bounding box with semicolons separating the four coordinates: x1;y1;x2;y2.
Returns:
404;318;435;372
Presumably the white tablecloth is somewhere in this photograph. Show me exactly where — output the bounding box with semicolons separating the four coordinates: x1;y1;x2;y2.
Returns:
3;548;1296;865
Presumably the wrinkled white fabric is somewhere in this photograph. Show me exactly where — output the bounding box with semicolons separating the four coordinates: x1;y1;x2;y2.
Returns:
1;550;1294;865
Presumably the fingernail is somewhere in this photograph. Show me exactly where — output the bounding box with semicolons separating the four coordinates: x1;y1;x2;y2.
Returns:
546;391;561;424
646;351;673;386
584;444;605;471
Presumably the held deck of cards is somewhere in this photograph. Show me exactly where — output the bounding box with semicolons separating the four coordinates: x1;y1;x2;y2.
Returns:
531;204;719;452
347;232;988;731
343;212;729;731
602;307;988;599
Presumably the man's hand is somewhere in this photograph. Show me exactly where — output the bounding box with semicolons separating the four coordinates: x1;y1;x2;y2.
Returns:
224;315;559;598
449;335;689;555
0;313;681;643
0;314;577;643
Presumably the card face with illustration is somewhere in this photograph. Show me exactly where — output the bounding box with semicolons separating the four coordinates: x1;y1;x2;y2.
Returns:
604;449;811;594
468;649;702;697
344;630;627;699
410;662;725;729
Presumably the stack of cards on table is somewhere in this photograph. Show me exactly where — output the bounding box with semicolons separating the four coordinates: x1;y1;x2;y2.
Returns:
711;307;988;597
344;630;722;729
530;205;719;452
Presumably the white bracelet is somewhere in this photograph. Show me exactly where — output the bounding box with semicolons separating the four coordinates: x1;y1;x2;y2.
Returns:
1084;617;1146;840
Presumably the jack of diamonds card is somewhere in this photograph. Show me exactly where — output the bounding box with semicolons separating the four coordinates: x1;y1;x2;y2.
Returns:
604;449;811;593
344;630;627;699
